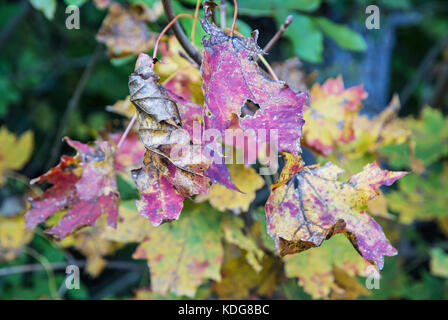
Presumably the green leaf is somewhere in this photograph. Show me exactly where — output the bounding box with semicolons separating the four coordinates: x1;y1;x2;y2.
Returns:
379;0;411;9
238;0;321;16
279;13;323;63
282;0;321;12
314;17;367;52
29;0;57;20
64;0;87;6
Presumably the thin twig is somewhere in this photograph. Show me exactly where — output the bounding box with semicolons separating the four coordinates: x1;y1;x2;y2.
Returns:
263;15;293;54
230;0;238;37
47;44;103;169
116;113;137;149
220;0;227;29
0;259;146;276
161;0;203;65
153;13;199;61
23;247;60;300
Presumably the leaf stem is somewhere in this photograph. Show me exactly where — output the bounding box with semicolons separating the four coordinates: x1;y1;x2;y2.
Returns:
258;54;279;81
190;0;201;45
161;0;203;65
220;0;227;29
116;113;138;150
230;0;238;37
153;13;199;61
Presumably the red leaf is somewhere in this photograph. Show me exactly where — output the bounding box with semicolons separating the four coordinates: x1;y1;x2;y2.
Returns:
25;138;119;238
200;4;307;156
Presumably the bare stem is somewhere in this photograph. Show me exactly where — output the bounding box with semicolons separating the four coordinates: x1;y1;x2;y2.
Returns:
258;54;279;81
190;0;201;44
263;15;293;54
161;0;203;65
116;113;138;150
153;14;199;60
230;0;238;37
220;0;227;29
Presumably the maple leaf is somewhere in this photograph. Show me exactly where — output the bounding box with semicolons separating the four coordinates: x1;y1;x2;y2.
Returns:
284;234;371;299
302;76;367;155
96;2;155;58
200;3;307;156
0;215;33;262
128;53;211;225
198;164;264;214
132;202;224;297
265;155;407;269
25;138;119;238
0;127;33;185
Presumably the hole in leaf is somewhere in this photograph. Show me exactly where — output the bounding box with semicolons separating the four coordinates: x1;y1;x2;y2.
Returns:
240;99;260;118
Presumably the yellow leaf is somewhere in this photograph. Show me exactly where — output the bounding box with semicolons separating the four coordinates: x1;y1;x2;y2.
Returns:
0;215;33;262
199;164;264;214
284;234;370;299
0;127;33;185
102;201;152;243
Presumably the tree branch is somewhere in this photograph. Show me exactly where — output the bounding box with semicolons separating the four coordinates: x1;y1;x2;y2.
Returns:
161;0;203;65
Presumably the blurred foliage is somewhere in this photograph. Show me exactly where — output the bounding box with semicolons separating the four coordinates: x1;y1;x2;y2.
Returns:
0;0;448;300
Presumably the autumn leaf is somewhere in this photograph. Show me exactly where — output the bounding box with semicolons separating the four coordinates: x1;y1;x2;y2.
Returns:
341;94;409;158
200;3;307;156
284;234;370;299
387;163;448;224
102;201;152;243
25;138;119;238
0;127;33;185
380;106;448;171
0;215;33;262
133;202;224;297
211;244;283;299
265;155;407;269
128;53;211;225
96;2;155;58
198;164;264;214
303;76;367;155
